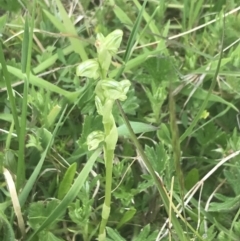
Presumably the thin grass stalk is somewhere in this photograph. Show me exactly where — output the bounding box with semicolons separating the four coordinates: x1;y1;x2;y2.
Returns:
17;0;36;190
17;18;29;190
116;101;188;240
0;43;20;135
169;90;188;234
180;14;225;143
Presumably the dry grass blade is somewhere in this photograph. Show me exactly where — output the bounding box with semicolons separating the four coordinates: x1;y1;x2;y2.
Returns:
3;168;25;238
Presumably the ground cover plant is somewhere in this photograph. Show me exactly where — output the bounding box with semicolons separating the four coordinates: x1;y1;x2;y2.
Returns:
1;0;240;240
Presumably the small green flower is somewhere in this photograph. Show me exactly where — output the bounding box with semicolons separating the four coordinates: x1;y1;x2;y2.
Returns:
95;29;123;56
76;59;100;79
87;131;105;150
97;79;131;101
95;30;123;75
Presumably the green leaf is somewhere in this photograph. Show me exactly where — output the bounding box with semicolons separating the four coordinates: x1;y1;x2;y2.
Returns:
116;208;136;229
106;227;126;241
38;231;64;241
27;148;101;241
57;163;77;200
224;168;240;195
117;122;158;136
157;123;171;145
0;0;21;12
145;143;168;175
208;194;240;212
55;0;88;60
144;56;178;84
0;210;15;240
0;14;7;35
184;168;199;191
134;224;150;241
28;199;62;230
180;86;238;112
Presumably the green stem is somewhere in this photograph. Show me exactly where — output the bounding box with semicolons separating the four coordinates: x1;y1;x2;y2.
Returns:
99;147;114;240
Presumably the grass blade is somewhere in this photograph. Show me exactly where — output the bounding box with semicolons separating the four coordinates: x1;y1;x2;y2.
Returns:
55;0;88;61
0;43;20;135
180;15;225;143
27;148;101;241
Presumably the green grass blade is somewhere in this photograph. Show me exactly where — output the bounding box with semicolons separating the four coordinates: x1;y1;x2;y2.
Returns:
33;45;73;74
0;65;83;102
17;1;36;189
180;16;225;143
42;9;66;32
110;48;164;78
180;86;238;112
27;148;101;241
0;211;15;240
55;0;88;61
21;19;29;74
0;43;20;135
16;17;30;190
123;0;147;63
19;105;67;206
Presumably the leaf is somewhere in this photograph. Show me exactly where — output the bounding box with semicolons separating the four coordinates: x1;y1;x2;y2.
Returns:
0;0;21;12
224;168;240;195
157;123;172;146
184;168;199;190
208;194;240;212
28;199;62;230
144;56;178;84
38;231;64;241
117;121;158;136
106;227;126;241
55;0;87;60
0;210;15;241
134;224;150;241
180;86;238;112
116;208;136;229
0;14;7;35
57;163;77;200
27;148;101;241
144;143;168;175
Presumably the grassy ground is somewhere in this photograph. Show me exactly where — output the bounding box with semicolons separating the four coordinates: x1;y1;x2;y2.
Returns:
1;0;240;240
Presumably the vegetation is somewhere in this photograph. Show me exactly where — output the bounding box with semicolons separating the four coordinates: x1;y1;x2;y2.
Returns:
1;0;240;240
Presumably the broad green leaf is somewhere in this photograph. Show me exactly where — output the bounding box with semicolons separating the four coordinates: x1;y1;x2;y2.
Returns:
106;227;126;241
117;121;158;136
57;163;77;200
116;208;136;229
184;168;199;190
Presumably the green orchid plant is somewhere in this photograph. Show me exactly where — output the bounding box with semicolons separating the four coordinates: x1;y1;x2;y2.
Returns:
76;29;131;241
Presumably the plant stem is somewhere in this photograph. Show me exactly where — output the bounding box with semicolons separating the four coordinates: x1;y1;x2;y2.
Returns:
98;147;114;240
